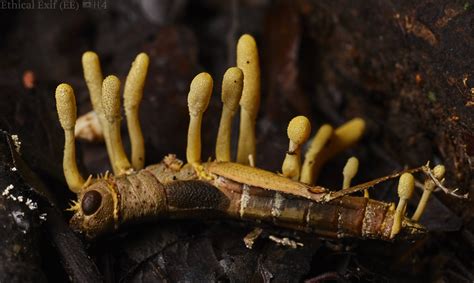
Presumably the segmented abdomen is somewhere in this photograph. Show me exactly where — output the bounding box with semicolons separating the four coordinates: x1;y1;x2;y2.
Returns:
114;168;395;240
115;168;231;224
214;176;395;240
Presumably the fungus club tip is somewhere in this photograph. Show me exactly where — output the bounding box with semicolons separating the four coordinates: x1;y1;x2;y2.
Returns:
398;173;415;199
351;118;366;132
287;116;311;145
55;83;77;129
103;75;121;92
343;157;359;179
433;165;446;179
82;51;99;62
136;52;149;63
222;67;243;109
237;34;260;112
237;34;257;50
124;53;149;107
102;75;121;119
188;72;213;115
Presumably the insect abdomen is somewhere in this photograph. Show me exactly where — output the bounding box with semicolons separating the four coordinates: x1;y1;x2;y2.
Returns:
163;180;230;218
306;197;394;240
215;176;395;240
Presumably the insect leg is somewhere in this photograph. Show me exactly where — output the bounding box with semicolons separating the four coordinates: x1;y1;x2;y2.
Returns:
55;84;85;193
102;76;132;175
123;53;149;170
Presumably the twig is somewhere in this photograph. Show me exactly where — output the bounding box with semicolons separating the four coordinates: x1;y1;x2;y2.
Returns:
422;165;468;199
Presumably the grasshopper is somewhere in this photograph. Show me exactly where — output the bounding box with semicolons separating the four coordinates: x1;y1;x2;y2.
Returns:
55;34;466;241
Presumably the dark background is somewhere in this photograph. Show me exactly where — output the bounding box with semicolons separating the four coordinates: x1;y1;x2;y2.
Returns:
0;0;472;282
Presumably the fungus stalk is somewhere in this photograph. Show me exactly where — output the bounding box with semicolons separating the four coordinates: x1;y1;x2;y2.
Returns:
55;84;85;193
186;72;213;165
342;156;359;190
300;124;333;184
391;173;415;238
282;116;311;180
216;67;243;161
102;75;132;175
124;53;149;170
310;118;365;183
411;165;445;221
236;34;261;165
82;52;115;164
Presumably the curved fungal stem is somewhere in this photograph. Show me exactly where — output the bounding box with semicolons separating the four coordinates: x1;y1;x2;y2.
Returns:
186;72;213;165
411;165;445;221
102;75;132;175
282;116;311;180
300;124;333;184
55;83;85;193
310;118;366;183
82;52;115;164
391;173;415;238
216;67;243;161
236;34;261;165
342;156;359;191
124;53;149;170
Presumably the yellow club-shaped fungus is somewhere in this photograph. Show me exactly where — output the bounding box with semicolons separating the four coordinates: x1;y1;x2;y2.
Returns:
342;157;359;190
300;124;333;184
391;172;415;238
411;165;445;221
186;72;213;164
82;51;115;165
102;75;132;175
216;67;243;161
282;116;311;180
55;83;85;193
124;53;149;170
308;118;365;183
236;34;260;165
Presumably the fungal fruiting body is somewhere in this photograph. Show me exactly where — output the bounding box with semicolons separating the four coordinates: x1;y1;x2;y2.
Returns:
236;34;260;165
56;34;465;241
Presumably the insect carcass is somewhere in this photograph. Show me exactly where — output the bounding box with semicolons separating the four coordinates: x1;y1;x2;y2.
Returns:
55;34;465;241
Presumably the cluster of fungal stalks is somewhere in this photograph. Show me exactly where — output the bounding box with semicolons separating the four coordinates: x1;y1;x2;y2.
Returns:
56;51;149;192
55;34;464;240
